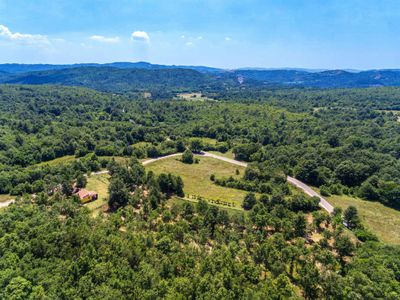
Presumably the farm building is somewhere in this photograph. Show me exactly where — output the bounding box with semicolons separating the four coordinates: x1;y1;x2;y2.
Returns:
76;189;98;203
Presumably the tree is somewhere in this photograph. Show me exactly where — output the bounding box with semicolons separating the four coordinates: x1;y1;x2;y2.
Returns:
242;192;257;210
189;139;203;153
76;174;87;188
61;180;73;196
293;213;307;237
108;177;130;210
181;149;194;164
312;211;327;232
157;173;184;197
4;276;32;300
343;206;361;229
176;140;186;152
334;234;355;260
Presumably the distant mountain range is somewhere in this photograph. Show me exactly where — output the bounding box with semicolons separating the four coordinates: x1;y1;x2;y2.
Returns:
1;62;400;91
0;62;222;74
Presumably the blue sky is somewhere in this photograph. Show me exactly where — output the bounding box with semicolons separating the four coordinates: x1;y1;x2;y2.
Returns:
0;0;399;69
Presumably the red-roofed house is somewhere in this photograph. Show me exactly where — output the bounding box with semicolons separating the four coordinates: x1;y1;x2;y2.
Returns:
76;189;98;203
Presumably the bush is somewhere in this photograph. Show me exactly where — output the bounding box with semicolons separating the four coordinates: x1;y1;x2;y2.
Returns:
181;149;194;164
354;228;379;242
242;192;257;210
320;185;331;196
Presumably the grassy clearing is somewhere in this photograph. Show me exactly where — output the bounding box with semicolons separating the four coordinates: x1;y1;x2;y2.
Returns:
208;150;235;159
186;137;219;145
84;173;110;216
146;156;248;208
34;155;129;168
131;141;152;148
35;155;76;167
176;92;214;101
324;192;400;245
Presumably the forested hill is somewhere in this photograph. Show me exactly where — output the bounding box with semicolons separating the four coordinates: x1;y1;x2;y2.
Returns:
1;67;233;95
231;69;400;88
2;63;400;91
0;62;222;74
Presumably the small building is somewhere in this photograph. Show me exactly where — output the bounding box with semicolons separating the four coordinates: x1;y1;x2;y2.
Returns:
76;189;98;203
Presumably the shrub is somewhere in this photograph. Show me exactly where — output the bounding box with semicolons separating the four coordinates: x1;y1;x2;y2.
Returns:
181;149;194;164
320;185;331;196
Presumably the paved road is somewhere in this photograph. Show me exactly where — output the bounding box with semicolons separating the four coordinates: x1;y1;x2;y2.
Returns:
142;153;182;166
0;199;15;209
201;151;334;213
201;152;248;167
286;176;334;213
88;151;335;214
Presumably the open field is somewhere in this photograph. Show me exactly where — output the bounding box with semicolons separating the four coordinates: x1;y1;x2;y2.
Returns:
84;173;110;216
35;155;76;167
208;150;235;159
176;92;215;101
324;192;400;245
186;137;219;145
146;156;248;208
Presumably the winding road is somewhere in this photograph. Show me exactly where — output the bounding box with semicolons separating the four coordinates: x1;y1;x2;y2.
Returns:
2;151;334;213
143;151;334;213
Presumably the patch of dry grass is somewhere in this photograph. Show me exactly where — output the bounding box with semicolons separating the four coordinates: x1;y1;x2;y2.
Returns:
326;193;400;245
146;156;248;208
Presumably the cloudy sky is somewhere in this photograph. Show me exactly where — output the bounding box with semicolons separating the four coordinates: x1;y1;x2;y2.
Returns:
0;0;399;69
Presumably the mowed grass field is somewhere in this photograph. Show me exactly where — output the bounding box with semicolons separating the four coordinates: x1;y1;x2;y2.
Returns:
146;156;248;208
325;193;400;245
84;173;110;216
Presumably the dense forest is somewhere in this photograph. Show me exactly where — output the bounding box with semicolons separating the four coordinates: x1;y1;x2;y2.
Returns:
0;81;399;298
0;85;398;207
0;153;399;299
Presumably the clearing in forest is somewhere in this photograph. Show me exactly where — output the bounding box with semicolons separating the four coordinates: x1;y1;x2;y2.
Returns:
176;92;215;101
321;192;400;245
84;173;110;216
146;156;248;208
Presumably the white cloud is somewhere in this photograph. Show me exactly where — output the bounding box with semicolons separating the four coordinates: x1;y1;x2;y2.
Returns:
90;35;120;43
185;41;194;47
225;37;231;41
0;24;50;45
196;36;203;40
131;31;150;42
181;35;185;39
